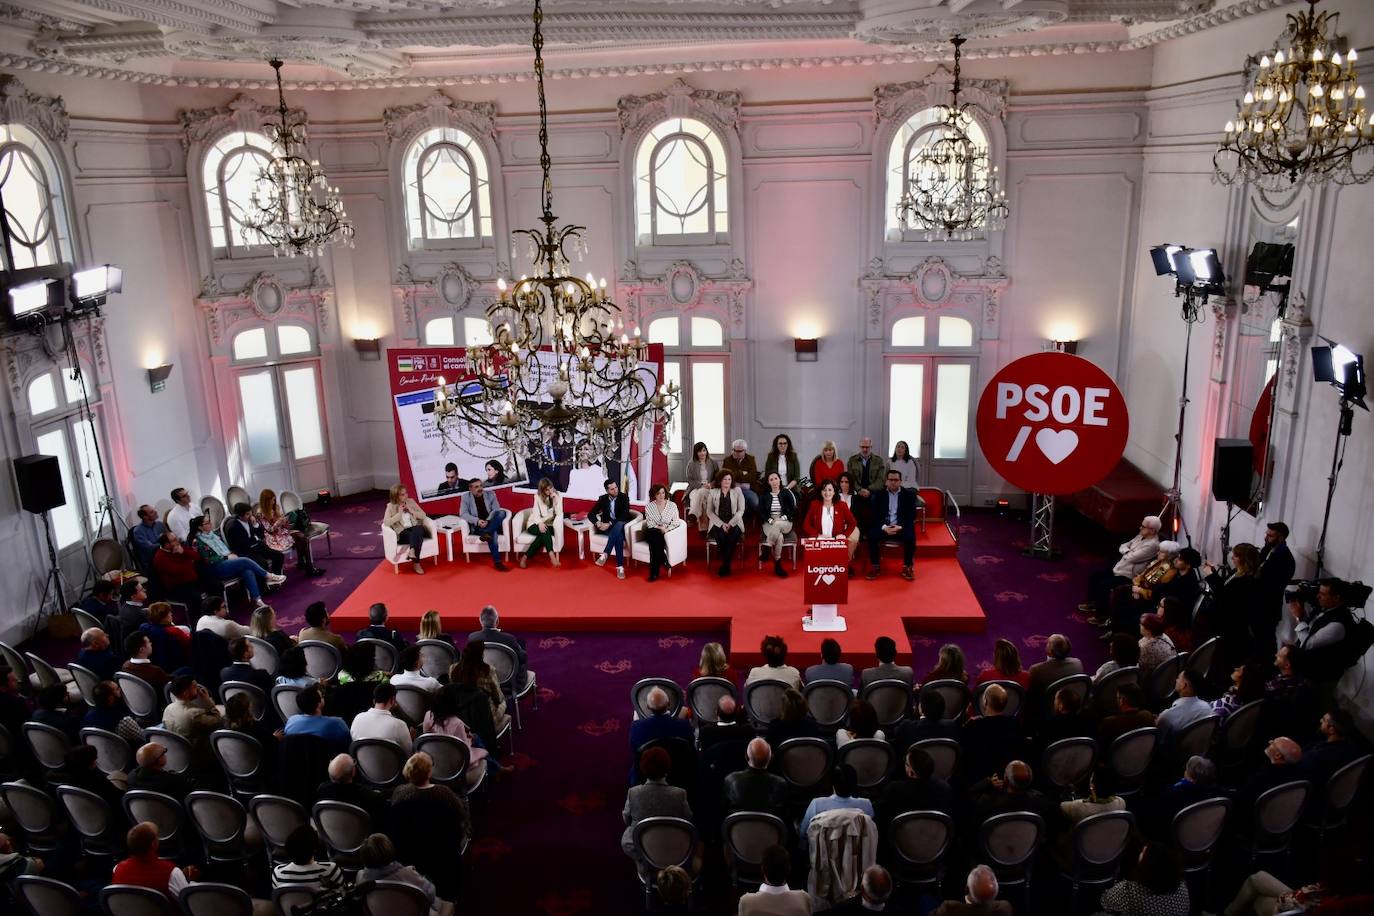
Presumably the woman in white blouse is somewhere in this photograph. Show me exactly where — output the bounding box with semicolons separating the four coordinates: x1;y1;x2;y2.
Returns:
641;483;681;582
685;441;719;531
521;477;563;568
889;440;919;488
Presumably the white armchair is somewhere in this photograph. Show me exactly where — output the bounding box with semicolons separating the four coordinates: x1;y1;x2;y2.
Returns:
628;518;688;574
512;508;565;555
456;513;514;561
588;511;642;558
380;516;440;573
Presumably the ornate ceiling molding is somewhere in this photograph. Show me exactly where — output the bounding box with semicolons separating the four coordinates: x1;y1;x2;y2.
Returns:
861;256;1008;339
383;91;496;143
874;66;1009;126
853;0;1070;45
0;76;69;143
162;31;408;79
179;93;304;149
618;78;742;138
618;258;753;338
1123;0;1298;49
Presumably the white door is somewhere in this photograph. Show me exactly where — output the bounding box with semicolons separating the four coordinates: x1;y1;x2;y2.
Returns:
886;356;975;502
234;361;331;497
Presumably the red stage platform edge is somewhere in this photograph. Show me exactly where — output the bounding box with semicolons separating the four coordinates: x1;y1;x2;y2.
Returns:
329;546;984;668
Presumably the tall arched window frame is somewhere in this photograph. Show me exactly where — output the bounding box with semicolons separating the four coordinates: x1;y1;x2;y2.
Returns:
884;311;979;487
0;122;73;271
202;130;277;257
402;126;493;249
26;362;109;550
884;107;993;239
646;313;728;457
635;117;729;245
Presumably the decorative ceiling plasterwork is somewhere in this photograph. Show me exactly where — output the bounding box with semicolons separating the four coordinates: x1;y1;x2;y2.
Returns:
861;256;1008;340
0;74;68;142
179;93;304;149
618;258;753;339
618;78;741;138
383;91;496;143
199;268;333;346
852;0;1070;45
874;66;1009;126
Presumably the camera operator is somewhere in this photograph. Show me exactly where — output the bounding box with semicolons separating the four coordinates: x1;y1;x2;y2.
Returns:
1284;579;1365;706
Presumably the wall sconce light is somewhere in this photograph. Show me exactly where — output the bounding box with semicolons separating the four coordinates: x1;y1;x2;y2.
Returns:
793;338;819;362
146;364;174;393
353;338;382;361
1046;339;1079;355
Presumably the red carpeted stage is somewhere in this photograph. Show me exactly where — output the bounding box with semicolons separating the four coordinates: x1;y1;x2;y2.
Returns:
330;524;984;667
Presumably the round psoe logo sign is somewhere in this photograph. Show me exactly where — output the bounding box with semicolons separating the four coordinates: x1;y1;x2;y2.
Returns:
975;352;1129;496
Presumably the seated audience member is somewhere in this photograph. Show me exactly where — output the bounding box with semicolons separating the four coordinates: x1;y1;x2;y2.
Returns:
166;487;196;541
866;469;917;581
1095;633;1141;681
1098;683;1156;747
224;693;280;776
759;472;797;578
451;640;510;736
738;845;809;916
847;437;887;511
196;596;249;641
831;865;894;915
693;641;735;684
802;479;860;573
722;439;761;516
837;698;884;748
889;440;919;488
1158;595;1194;653
284;686;351;756
251;605;296;658
724;738;788;815
226;500;283;575
60;744;125;810
352;683;414;754
1212;663;1265;722
892;691;958;754
700;695;751;752
298;600;346;652
1155;670;1211;741
259;487;324;576
1098;842;1189;916
1237;737;1305;825
747;634;802;689
971;760;1054;828
33;684;79;740
417;609;454;646
162;675;223;768
76;626;117;681
116;580;149;640
356;602;408;650
1264;645;1316;740
1137;613;1176;679
1035;687;1092;756
961;683;1023;778
383;484;432;575
922;643;968;685
389;752;470;903
764;688;822;748
805;638;855;686
522;477;565;569
835;473;867;546
1080;514;1162;615
656;865;708;916
358;833;435;906
121;632;171;690
127;741;195;803
391;647;442;694
0;831;43;882
140;601;190;670
220;636;274;695
976;639;1031;690
705;471;747;578
1302;711;1363;786
80;579;120;622
460;477;511;572
424;681;506;780
0;666;29;744
810;440;845;490
272;824;344;890
328;644;383;722
640;483;683;579
764;433;802;494
276;647;316;689
1028;634;1084;702
933;864;1011;916
1145;755;1229;839
1058;774;1125;837
628;686;693;781
191;514;278;606
113;822;196;899
801;765;873;849
316;754;384;826
469;604;534;692
83;680;140;742
1100;541;1180;630
875;747;955;832
685;442;721;532
151;532;205;611
862;636;915;688
1150;548;1202;631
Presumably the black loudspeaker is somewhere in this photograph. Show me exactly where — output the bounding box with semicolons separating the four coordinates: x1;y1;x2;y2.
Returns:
1211;438;1254;505
13;454;65;514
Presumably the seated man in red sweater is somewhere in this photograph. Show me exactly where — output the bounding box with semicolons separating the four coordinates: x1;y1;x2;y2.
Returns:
151;532;207;612
112;821;197;899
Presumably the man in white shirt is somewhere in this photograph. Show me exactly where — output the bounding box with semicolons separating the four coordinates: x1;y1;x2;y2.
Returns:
1156;670;1212;740
389;646;441;693
350;683;414;753
166;487;196;542
1080;515;1161;616
738;845;811;916
195;596;250;641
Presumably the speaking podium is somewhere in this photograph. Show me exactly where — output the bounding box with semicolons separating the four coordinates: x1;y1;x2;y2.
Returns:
802;536;849;632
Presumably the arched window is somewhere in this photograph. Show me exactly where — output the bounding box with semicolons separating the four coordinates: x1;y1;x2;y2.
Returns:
885;108;992;237
886;311;978;480
0;123;73;270
423;316;494;347
647;314;727;455
203;130;277;255
27;363;108;549
230;324;315;363
403;127;493;248
635;118;729;245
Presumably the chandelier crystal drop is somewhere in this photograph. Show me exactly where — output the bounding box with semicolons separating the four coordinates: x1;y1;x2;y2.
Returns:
1215;0;1373;187
242;59;355;257
431;0;678;465
895;35;1008;242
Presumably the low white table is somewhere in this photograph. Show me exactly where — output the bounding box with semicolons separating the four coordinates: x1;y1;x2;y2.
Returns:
563;517;593;561
434;515;463;562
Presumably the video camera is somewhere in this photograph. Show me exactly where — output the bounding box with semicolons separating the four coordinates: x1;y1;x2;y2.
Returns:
1284;578;1371;609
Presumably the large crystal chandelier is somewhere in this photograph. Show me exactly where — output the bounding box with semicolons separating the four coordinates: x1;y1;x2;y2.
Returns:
896;35;1008;242
1215;0;1373;188
242;59;355;257
431;0;678;465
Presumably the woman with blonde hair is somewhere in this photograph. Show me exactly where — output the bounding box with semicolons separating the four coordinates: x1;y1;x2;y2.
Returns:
418;610;453;646
258;488;324;577
250;604;295;656
523;477;563;568
809;440;844;488
693;642;733;683
382;483;430;575
389;751;470;904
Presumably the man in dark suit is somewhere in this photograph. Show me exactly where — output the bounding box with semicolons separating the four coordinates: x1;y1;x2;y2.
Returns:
355;602;408;651
1301;711;1363;787
866;470;918;580
723;738;788;815
225;502;283;574
469;605;533;693
1236;737;1305;828
220;637;274;695
698;695;752;753
127;740;197;804
891;691;959;755
860;636;915;689
434;462;467;497
961;684;1026;780
1097;683;1156;748
1257;521;1297;652
315;753;385;824
932;865;1012;916
874;747;955;832
1027;634;1084;706
1144;755;1232;839
970;760;1054;829
591;478;634;576
831;866;895;915
525;428;571;491
628;686;693;783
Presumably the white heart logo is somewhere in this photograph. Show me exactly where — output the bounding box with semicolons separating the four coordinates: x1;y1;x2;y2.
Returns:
1035;428;1080;465
821;573;836;585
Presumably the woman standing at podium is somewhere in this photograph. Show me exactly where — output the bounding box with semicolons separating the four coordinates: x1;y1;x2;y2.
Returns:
802;479;859;576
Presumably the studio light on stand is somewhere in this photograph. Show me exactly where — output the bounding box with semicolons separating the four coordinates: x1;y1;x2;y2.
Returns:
1150;243;1228;545
1311;338;1366;577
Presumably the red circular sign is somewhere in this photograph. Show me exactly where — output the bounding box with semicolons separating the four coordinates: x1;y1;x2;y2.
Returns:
975;352;1129;496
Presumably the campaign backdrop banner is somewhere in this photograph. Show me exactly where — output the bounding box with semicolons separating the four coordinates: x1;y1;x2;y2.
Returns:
802;537;851;606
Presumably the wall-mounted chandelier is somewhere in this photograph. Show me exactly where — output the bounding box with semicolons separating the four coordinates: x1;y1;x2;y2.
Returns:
242;59;355;257
430;0;678;466
1215;0;1373;188
896;35;1008;242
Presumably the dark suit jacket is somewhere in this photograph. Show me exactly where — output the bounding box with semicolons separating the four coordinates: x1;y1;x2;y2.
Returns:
723;767;788;815
127;765;196;804
1098;709;1157;748
469;627;528;687
1237;763;1305;826
591;492;632;525
629;712;694;782
891;717;960;756
225;517;268;557
1258;543;1296;605
316;778;386;825
699;721;754;754
1144;779;1232;839
960;715;1025;779
874;775;956;831
356;625;408;650
932;901;1013;916
869;486;919;533
1301;739;1362;786
1027;657;1085;699
219;661;274;696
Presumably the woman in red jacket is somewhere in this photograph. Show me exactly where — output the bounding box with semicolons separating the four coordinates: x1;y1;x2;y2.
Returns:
801;479;860;575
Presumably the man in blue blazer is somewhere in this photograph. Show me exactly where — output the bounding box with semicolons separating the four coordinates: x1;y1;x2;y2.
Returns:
460;478;509;571
866;469;919;580
628;686;692;783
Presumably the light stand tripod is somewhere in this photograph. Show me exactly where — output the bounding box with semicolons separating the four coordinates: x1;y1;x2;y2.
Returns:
1314;397;1355;580
31;509;68;640
1160;287;1207;546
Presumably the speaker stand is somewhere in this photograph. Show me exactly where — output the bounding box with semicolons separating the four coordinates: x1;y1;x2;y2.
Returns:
31;510;68;641
1314;399;1355;580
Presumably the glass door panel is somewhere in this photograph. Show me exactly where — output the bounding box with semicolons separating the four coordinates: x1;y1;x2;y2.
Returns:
34;427;81;549
887;361;925;460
